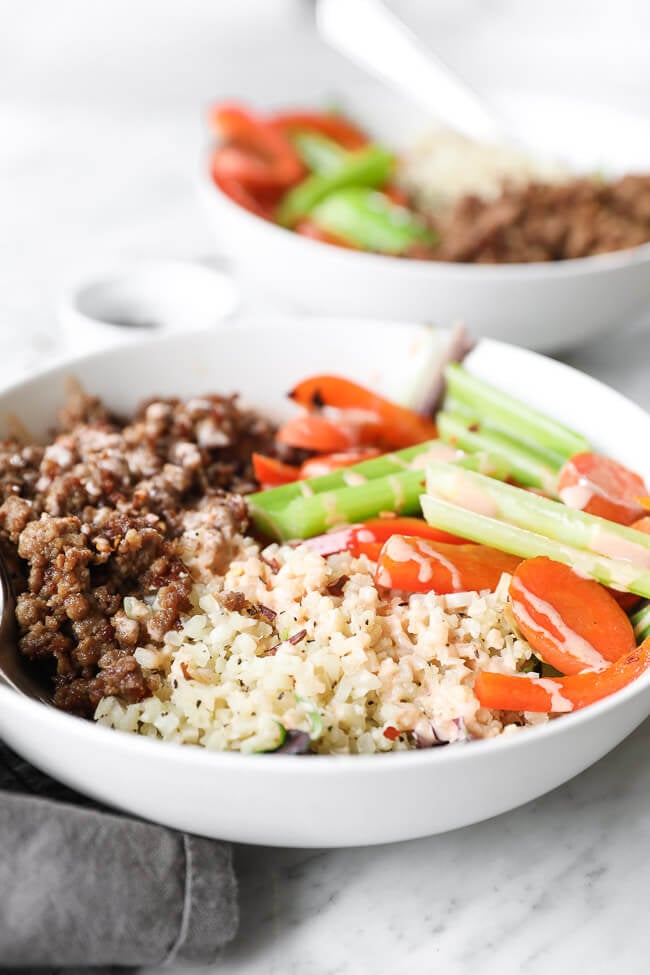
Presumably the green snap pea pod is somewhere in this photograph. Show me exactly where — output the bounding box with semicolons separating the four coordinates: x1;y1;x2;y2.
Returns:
290;132;347;173
277;145;395;227
308;187;436;254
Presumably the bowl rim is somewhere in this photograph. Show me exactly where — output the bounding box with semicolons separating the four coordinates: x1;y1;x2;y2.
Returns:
1;316;650;774
200;166;650;278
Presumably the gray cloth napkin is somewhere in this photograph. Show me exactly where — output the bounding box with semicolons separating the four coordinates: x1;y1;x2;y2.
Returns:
0;742;239;971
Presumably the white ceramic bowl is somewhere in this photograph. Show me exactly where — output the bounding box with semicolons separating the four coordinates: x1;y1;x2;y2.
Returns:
199;90;650;352
0;316;649;847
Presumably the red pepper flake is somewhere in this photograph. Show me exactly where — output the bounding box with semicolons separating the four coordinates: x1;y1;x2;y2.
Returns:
468;422;480;433
326;574;349;597
383;726;400;741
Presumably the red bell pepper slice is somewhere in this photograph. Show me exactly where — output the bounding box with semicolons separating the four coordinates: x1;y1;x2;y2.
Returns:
268;110;369;150
209;102;306;190
252;453;300;488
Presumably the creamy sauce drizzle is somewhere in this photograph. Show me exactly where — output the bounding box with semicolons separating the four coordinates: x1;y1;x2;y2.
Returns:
385;535;461;590
343;472;367;487
410;444;464;470
535;677;574;713
590;524;650;567
559;482;595;510
512;582;609;671
388;475;406;511
447;473;499;518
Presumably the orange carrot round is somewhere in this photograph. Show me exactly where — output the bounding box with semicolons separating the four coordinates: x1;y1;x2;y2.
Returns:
375;535;521;594
509;557;636;676
288;375;438;449
557;452;647;525
275;413;381;452
475;638;650;713
299;449;381;479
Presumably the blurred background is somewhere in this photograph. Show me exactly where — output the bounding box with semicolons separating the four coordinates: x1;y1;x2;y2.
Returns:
1;0;650;376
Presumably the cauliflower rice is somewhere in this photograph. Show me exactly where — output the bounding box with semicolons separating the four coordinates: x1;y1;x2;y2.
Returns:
398;127;569;217
95;537;548;754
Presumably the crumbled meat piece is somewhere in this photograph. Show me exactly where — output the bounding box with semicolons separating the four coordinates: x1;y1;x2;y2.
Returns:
421;174;650;263
0;386;275;714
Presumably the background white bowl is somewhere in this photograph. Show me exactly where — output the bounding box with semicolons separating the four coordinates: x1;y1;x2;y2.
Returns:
200;90;650;353
0;316;649;847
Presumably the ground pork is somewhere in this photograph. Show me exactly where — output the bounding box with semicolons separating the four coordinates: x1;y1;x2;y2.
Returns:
0;387;276;714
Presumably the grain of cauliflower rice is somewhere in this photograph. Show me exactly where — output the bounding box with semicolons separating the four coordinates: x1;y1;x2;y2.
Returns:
95;535;548;753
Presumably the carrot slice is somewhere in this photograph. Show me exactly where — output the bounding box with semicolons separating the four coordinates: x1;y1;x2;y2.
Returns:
288;375;438;449
276;413;382;452
350;516;468;555
475;638;650;713
557;452;648;526
509;558;636;676
252;453;300;487
374;535;521;594
299;448;381;479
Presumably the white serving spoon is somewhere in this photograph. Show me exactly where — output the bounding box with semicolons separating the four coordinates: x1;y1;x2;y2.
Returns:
315;0;518;147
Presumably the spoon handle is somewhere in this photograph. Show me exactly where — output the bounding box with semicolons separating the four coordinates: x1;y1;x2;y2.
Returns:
316;0;509;144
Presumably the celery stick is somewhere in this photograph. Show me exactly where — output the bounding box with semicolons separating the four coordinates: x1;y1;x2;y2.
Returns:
263;469;425;541
420;494;650;597
425;460;650;565
290;132;347;174
277;146;395;226
248;440;443;515
632;603;650;642
437;412;561;495
444;364;590;458
252;452;512;541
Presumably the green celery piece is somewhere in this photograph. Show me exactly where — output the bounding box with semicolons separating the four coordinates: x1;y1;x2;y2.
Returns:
277;145;395;226
420;494;650;597
437;411;561;495
444;363;590;459
291;132;347;173
258;469;425;541
425;460;650;563
309;187;436;254
632;603;650;642
253;451;512;542
248;440;444;515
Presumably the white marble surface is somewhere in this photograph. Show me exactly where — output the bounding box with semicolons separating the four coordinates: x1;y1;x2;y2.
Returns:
2;2;650;972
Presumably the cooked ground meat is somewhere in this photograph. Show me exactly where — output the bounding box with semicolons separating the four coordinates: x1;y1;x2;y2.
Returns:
0;387;277;714
424;174;650;264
